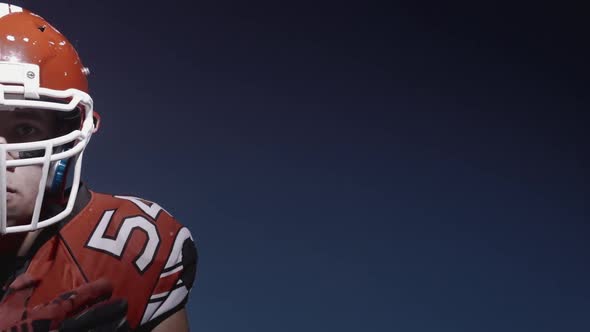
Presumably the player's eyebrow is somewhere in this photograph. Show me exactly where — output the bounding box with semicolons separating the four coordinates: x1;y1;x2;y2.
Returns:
11;109;49;121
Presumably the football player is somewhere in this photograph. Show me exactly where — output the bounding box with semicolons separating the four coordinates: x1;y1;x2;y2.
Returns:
0;3;198;331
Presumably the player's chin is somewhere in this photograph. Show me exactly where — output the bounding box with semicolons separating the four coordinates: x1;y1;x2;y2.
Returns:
4;217;33;227
5;204;34;227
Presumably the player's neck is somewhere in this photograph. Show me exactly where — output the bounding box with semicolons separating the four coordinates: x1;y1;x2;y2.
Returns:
0;233;26;256
0;224;41;257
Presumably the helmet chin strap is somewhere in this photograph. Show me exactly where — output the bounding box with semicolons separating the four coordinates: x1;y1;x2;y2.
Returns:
45;144;74;206
16;229;41;256
47;159;69;193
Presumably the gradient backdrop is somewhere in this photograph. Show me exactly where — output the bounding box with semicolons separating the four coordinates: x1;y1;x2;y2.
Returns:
8;1;588;331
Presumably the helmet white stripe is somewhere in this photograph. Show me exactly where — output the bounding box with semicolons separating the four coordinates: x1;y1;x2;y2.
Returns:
0;4;23;19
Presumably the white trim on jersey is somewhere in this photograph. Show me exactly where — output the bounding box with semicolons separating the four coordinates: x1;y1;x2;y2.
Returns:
150;290;171;301
141;302;163;325
164;227;192;269
139;227;194;325
151;280;190;321
160;265;183;278
140;280;190;324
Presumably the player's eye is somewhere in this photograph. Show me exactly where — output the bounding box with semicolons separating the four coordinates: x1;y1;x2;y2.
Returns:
15;124;39;138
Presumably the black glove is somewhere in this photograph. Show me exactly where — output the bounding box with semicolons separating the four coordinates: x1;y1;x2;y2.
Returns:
58;297;129;331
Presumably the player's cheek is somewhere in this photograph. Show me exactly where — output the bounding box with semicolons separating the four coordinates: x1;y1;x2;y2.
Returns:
17;165;44;210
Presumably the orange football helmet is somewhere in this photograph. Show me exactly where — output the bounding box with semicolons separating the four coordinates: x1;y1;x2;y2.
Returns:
0;3;98;233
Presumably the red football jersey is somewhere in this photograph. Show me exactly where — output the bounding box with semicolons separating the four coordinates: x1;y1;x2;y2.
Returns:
20;188;197;330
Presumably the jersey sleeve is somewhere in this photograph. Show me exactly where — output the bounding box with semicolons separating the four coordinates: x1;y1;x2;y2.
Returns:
138;226;198;330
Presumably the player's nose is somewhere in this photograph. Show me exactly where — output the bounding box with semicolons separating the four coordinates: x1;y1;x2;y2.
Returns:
0;137;17;172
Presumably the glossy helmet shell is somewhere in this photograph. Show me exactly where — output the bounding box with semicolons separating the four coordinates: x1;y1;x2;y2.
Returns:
0;4;88;92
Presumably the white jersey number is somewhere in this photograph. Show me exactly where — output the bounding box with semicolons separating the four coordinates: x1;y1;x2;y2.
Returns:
86;209;160;274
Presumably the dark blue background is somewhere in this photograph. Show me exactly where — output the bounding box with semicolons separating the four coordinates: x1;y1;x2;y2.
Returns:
10;1;588;331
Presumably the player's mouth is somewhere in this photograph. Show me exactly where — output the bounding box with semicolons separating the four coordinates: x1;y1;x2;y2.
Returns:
5;187;17;203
